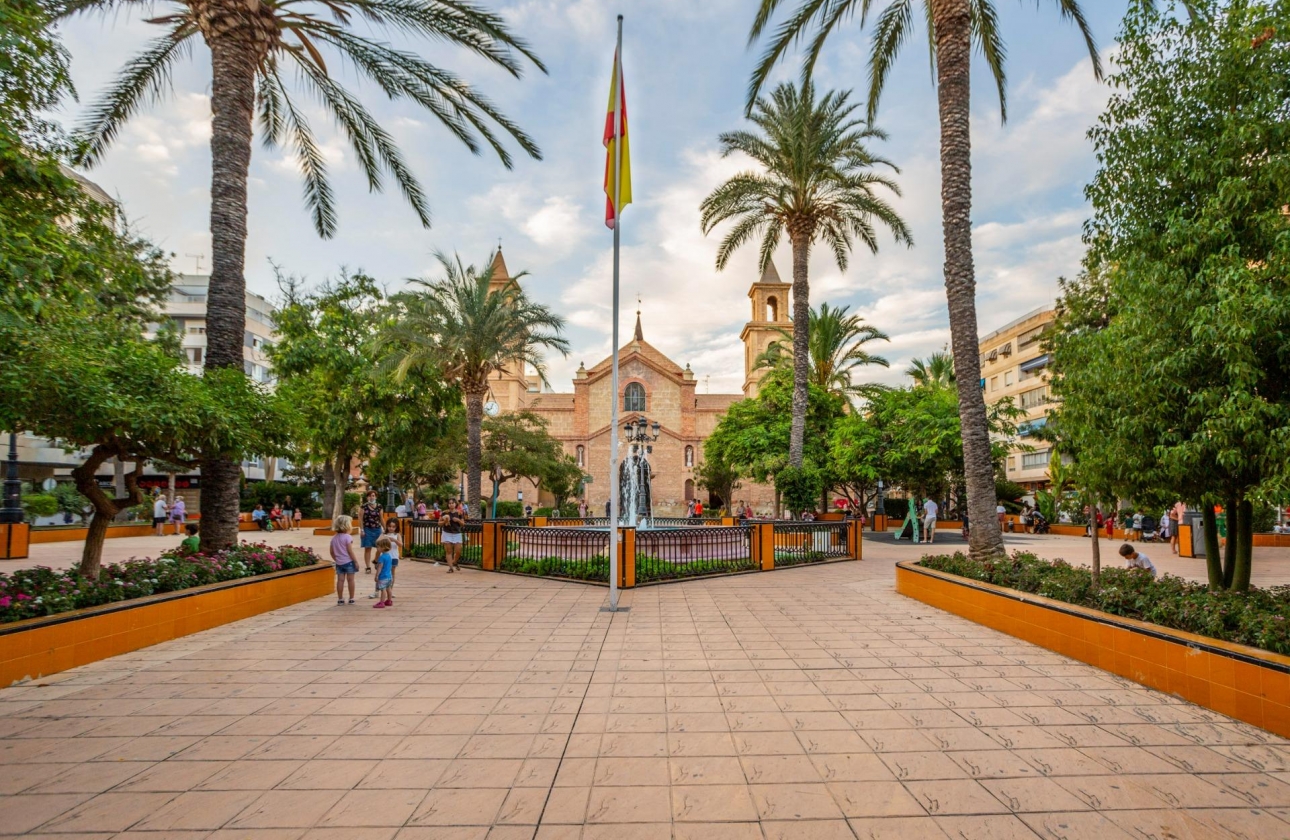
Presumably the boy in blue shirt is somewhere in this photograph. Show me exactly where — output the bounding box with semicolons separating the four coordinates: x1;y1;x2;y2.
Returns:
372;535;395;608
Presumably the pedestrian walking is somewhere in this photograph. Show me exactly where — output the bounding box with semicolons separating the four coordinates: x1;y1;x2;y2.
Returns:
416;500;428;519
360;491;383;574
442;499;466;572
1130;510;1144;542
169;495;187;535
330;515;359;604
153;494;169;537
923;497;939;544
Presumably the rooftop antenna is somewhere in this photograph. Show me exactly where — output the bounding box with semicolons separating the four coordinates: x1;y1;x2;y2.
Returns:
704;375;710;394
185;253;205;274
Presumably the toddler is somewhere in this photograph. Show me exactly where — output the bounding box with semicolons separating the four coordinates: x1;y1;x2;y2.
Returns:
372;535;395;608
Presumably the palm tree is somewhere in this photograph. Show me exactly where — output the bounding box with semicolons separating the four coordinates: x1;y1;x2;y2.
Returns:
756;302;890;399
700;81;911;469
62;0;545;549
382;252;568;514
906;352;956;389
747;0;1098;559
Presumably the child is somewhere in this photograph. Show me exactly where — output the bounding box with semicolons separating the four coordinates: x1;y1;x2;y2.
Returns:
1119;543;1157;577
370;519;402;599
179;522;200;554
372;535;395;608
1130;511;1144;542
330;515;359;604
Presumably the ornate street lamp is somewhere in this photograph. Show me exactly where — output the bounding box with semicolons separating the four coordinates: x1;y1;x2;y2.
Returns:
0;433;20;525
875;479;886;517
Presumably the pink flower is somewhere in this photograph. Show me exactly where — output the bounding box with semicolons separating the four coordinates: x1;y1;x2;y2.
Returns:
0;596;10;608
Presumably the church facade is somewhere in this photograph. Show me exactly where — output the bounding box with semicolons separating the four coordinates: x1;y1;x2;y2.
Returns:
483;249;791;515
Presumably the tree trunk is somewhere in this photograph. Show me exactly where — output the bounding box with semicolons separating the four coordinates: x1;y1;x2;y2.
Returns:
167;472;176;505
1202;504;1223;590
199;31;258;551
71;445;144;578
465;390;485;514
322;463;336;521
1233;497;1253;592
788;232;811;469
331;452;348;520
1222;493;1237;588
1090;501;1101;590
112;457;127;521
933;0;1003;561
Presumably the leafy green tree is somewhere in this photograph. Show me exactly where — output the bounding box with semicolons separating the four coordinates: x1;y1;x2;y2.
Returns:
62;0;546;549
479;411;572;518
905;352;955;389
755;302;890;401
381;252;568;513
747;0;1099;560
694;455;742;513
1052;0;1290;592
700;81;910;470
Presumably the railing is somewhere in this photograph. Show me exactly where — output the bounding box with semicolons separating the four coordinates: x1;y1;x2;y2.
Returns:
500;526;610;581
407;519;484;566
772;521;850;566
636;525;754;583
649;516;724;528
547;517;609;527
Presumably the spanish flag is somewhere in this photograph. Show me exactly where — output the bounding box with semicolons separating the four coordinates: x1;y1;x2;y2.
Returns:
603;48;631;229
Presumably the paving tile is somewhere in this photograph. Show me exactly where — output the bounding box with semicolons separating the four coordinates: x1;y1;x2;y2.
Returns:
847;816;953;839
407;788;508;826
39;791;178;833
1019;811;1137;840
134;789;262;830
829;781;927;817
0;792;94;834
932;814;1043;840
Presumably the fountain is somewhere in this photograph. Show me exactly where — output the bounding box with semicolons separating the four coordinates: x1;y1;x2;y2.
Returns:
617;417;658;527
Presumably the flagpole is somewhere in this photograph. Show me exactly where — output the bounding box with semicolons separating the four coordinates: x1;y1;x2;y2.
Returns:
607;14;624;612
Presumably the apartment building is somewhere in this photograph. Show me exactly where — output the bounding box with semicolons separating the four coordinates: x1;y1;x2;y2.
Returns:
978;306;1057;491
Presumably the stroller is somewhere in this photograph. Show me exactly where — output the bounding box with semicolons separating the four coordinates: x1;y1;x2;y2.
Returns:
1140;515;1161;542
1031;511;1051;534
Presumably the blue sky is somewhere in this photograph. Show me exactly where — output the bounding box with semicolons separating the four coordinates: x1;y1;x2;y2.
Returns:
56;0;1136;394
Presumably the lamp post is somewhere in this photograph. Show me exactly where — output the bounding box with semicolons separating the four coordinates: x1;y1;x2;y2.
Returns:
874;478;886;526
0;433;20;525
385;475;397;514
622;417;661;450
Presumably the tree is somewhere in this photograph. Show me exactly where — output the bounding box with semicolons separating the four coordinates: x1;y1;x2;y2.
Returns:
478;411;574;518
747;0;1099;560
62;0;546;550
1050;0;1290;592
694;455;741;512
700;81;910;470
755;302;890;401
381;252;568;514
905;352;956;389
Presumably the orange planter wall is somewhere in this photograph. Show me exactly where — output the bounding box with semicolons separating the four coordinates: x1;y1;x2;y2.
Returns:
896;561;1290;738
0;564;333;687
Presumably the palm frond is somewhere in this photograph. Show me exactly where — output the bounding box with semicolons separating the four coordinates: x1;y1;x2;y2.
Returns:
972;0;1008;122
866;0;913;124
73;28;195;166
262;68;338;237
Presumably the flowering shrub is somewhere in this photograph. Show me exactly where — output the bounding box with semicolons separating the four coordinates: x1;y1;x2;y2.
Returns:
919;552;1290;656
0;543;320;624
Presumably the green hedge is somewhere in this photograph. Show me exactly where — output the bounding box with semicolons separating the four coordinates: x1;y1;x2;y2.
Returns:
919;552;1290;656
636;555;755;582
500;555;609;581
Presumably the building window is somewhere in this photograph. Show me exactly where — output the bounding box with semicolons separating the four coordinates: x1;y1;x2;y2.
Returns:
187;347;203;364
624;382;646;412
1021;450;1050;470
1004;370;1013;386
1020;386;1049;409
684;479;695;501
1008;456;1016;471
990;376;998;391
766;296;779;322
684;446;694;467
576;446;585;467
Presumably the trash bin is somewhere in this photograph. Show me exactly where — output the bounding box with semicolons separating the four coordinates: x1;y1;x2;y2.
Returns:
1185;511;1205;557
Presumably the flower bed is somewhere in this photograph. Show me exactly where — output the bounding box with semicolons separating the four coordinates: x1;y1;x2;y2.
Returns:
0;543;320;624
919;552;1290;657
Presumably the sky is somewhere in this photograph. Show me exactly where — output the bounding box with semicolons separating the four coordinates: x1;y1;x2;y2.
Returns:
54;0;1137;395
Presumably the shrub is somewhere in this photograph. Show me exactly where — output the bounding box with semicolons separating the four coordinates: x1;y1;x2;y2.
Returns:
919;552;1290;656
776;465;823;515
21;493;58;522
492;500;523;518
500;554;609;581
0;543;320;624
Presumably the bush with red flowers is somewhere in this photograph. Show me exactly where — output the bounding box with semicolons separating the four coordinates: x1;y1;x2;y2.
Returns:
0;543;320;624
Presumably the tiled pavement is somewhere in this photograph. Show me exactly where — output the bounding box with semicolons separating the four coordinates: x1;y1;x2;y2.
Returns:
3;549;1290;839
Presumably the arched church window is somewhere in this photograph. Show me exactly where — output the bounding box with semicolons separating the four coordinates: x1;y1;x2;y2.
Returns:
766;295;779;322
684;446;694;467
624;382;646;412
576;446;585;467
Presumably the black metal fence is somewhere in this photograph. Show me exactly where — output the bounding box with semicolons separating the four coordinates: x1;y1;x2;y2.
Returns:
636;525;754;582
772;522;849;566
649;516;723;528
500;526;610;581
407;519;483;566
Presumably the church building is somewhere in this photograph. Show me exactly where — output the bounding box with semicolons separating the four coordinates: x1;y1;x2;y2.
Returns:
483;249;791;515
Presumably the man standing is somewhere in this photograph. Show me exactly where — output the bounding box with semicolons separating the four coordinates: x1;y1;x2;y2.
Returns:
1171;501;1187;555
923;497;939;544
360;491;383;574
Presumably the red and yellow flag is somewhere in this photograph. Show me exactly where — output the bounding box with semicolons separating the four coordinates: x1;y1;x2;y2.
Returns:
603;49;631;229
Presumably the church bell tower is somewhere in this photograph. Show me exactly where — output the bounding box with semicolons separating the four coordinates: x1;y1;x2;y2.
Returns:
486;246;531;409
739;261;792;398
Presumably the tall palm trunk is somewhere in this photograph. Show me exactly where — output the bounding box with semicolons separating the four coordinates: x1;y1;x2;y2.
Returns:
464;389;485;514
200;32;258;551
933;0;1004;560
788;231;811;468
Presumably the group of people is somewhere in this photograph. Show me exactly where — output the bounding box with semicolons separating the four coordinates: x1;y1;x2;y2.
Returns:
250;498;302;531
150;493;188;537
